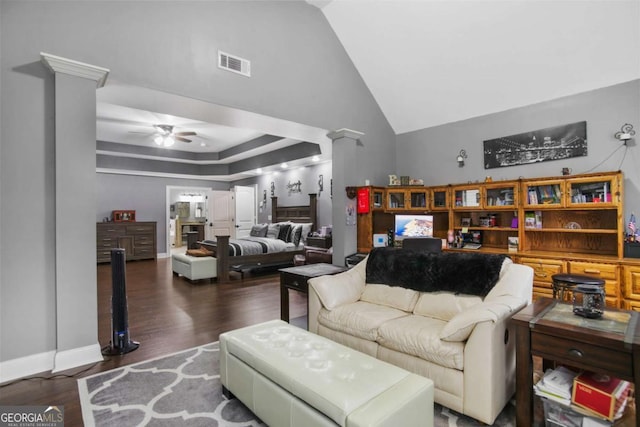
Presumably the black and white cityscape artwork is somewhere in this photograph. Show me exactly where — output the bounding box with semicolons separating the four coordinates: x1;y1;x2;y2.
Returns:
483;121;587;169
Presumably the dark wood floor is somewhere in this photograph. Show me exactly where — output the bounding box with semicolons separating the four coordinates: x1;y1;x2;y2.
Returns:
0;258;307;425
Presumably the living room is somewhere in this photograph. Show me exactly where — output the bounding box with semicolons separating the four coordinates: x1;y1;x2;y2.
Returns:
1;0;639;424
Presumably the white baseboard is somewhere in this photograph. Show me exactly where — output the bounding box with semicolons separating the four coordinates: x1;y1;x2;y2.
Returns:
52;343;103;373
157;252;169;259
0;350;55;384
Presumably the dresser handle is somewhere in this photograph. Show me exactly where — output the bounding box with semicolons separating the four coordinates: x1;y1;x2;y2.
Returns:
534;269;547;278
568;348;583;358
583;269;601;274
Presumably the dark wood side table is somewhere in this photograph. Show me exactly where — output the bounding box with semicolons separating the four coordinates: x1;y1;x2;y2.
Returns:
279;263;347;323
306;235;332;249
511;297;640;426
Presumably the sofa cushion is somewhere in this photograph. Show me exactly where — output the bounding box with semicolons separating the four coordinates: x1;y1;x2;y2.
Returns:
377;315;465;370
317;301;409;341
412;292;482;321
361;284;420;312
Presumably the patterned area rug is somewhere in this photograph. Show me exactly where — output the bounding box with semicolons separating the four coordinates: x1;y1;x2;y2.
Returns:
78;342;515;426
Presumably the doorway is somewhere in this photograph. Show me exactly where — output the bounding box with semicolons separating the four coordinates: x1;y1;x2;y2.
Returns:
166;186;210;254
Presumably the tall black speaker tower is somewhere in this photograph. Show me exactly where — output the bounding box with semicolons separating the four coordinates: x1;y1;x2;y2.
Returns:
102;248;139;355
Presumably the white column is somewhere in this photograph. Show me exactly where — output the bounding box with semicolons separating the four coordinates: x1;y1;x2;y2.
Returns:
41;53;109;372
328;129;364;266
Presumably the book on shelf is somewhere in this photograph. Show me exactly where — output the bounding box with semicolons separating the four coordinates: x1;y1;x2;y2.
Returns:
525;212;536;228
534;366;578;405
508;237;518;252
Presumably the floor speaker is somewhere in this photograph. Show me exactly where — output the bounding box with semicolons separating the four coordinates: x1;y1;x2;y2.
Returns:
102;248;139;355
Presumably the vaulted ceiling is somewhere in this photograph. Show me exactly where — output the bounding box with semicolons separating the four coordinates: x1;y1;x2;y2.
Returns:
97;0;640;180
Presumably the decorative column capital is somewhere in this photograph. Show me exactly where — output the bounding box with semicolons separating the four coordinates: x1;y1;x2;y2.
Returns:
327;128;364;142
41;52;110;88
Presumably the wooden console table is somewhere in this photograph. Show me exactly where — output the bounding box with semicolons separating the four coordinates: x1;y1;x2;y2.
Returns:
279;263;347;323
512;298;640;426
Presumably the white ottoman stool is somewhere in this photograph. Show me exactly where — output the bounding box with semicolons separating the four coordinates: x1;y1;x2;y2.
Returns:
220;320;434;427
171;253;217;282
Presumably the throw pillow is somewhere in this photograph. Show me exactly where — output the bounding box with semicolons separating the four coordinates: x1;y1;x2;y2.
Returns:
291;224;303;246
266;223;281;239
277;223;292;241
439;303;498;342
249;224;268;237
186;247;214;257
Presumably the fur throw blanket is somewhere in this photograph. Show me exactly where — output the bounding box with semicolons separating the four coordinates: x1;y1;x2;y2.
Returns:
365;248;507;297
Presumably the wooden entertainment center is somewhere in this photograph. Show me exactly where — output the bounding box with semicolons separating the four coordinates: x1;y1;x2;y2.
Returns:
357;170;640;309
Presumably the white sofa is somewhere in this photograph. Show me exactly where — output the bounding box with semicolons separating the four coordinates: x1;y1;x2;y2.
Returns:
308;252;533;425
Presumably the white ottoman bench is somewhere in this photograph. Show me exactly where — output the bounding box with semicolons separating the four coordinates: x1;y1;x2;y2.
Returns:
171;253;217;282
220;320;434;427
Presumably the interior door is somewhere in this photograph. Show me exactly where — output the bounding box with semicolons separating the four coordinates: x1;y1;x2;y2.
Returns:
206;190;235;240
234;185;256;238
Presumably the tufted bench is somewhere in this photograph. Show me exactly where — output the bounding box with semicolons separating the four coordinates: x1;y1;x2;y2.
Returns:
220;320;434;427
171;253;217;282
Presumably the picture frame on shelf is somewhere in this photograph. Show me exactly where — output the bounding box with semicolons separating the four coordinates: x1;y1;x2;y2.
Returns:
461;217;471;227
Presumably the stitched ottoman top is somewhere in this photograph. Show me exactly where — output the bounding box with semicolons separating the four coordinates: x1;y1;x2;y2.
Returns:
221;320;411;426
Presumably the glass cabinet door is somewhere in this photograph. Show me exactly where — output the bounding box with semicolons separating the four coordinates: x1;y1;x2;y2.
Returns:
453;185;481;209
522;180;565;208
483;182;518;209
372;188;384;210
386;189;406;210
408;188;428;210
430;186;450;211
566;175;618;207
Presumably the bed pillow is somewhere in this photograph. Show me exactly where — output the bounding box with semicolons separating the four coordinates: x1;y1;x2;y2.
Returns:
299;223;314;244
277;223;292;241
249;224;268;237
289;224;303;246
266;223;281;239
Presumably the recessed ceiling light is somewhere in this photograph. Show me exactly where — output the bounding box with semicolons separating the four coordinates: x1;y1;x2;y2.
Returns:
281;162;288;169
273;171;280;176
256;168;262;174
312;155;320;162
200;142;206;147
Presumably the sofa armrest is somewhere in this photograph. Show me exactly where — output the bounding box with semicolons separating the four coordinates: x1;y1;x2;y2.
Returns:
306;249;333;264
308;257;367;334
462;296;529;423
440;295;527;342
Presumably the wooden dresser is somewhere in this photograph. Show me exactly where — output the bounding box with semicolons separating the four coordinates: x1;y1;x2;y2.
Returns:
97;221;157;263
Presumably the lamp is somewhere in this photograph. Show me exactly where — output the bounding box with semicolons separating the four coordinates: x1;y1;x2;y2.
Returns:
456;149;467;167
614;123;635;144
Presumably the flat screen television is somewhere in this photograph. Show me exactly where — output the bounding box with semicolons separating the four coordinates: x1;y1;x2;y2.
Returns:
394;214;434;241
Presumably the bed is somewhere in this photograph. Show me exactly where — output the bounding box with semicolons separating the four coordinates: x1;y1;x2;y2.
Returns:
199;194;318;282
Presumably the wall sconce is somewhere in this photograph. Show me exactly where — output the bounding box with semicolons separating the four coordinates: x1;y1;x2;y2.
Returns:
456;149;467;167
614;123;635;145
270;181;275;197
318;174;324;193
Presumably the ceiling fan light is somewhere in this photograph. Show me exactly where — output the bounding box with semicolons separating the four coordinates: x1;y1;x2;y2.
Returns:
154;135;164;145
164;136;175;147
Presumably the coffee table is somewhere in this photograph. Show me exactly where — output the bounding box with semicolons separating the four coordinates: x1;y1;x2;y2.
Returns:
279;263;347;323
511;297;640;426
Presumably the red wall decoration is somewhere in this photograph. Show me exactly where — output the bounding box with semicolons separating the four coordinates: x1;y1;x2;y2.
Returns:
357;187;370;214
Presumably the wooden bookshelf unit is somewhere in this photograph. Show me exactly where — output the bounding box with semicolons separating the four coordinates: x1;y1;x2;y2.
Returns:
356;171;640;308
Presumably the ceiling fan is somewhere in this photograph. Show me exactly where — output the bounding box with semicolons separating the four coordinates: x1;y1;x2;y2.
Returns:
153;124;197;147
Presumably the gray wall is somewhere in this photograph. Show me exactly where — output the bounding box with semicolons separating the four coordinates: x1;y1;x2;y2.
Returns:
233;161;333;229
0;1;393;367
97;173;230;254
396;80;640;223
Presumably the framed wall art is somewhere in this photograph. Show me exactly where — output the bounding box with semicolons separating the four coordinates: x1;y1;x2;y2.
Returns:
483;121;587;169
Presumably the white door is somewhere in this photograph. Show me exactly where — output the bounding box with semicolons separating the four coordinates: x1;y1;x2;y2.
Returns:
205;190;235;240
234;185;256;238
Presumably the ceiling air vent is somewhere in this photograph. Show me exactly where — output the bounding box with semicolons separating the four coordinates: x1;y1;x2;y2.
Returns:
218;51;251;77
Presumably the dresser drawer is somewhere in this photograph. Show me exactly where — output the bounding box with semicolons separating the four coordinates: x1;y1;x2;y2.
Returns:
519;258;566;285
134;247;155;257
624;264;640;301
126;224;155;234
568;261;619;298
532;332;632;379
135;235;154;246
